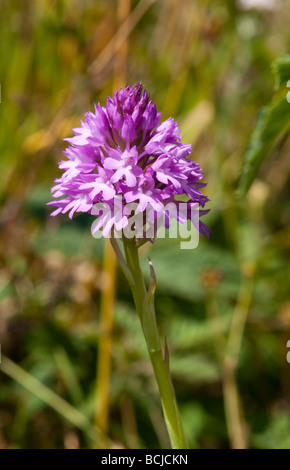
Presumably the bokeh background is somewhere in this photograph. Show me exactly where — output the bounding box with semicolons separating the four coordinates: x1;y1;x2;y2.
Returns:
0;0;290;449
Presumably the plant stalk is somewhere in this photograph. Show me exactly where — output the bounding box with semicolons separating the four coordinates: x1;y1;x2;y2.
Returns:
120;236;188;449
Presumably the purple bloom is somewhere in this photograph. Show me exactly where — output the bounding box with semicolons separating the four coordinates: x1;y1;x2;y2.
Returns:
48;83;210;238
104;146;142;187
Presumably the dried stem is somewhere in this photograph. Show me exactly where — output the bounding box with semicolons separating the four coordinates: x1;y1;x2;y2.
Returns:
206;274;253;449
95;239;116;444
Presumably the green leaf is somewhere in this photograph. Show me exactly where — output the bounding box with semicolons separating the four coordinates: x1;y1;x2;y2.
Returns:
168;315;231;350
170;354;220;384
144;242;240;302
272;55;290;90
239;56;290;195
252;412;290;449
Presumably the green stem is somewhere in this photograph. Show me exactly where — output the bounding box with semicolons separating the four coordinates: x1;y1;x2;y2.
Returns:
121;236;188;449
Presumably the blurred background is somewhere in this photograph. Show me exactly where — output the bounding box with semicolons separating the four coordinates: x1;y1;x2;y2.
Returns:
0;0;290;449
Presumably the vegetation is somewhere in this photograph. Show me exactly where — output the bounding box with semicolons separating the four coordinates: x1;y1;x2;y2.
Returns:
0;0;290;449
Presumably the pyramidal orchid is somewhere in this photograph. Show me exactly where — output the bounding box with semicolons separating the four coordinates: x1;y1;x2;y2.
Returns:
48;83;210;449
48;83;210;239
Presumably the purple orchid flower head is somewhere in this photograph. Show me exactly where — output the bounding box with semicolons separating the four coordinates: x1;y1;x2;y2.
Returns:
48;83;210;239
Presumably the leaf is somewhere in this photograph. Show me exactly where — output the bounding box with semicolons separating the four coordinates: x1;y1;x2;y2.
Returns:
272;56;290;90
143;241;240;302
33;221;104;258
170;354;220;384
179;403;207;448
252;412;290;449
168;314;231;350
239;55;290;195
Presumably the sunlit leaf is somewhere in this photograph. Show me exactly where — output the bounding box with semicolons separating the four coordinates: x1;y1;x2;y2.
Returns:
239;56;290;195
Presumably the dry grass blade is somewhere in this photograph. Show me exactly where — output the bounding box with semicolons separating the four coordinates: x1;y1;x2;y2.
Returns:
89;0;157;77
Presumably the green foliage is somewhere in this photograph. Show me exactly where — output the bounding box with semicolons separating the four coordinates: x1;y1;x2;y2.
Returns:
252;413;290;449
239;55;290;195
273;56;290;90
